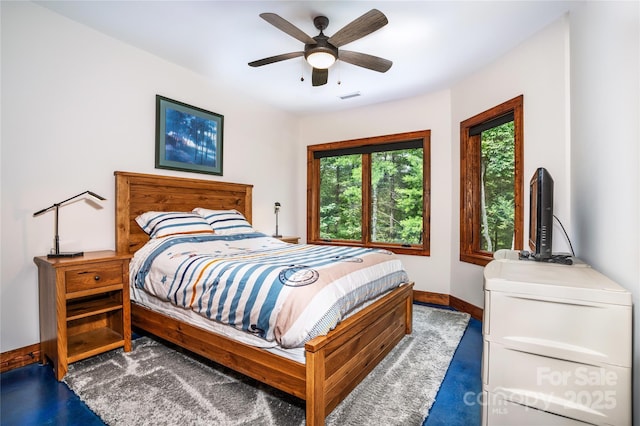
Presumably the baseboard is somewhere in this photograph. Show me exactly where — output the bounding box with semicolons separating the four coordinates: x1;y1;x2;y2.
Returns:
412;290;450;306
0;343;40;373
413;290;483;321
1;291;482;374
449;295;483;321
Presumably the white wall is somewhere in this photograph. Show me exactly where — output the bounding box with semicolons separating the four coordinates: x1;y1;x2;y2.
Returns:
0;2;299;353
448;16;571;307
297;90;453;295
569;1;640;420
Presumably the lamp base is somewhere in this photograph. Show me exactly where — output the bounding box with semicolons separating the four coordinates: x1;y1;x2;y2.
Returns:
272;234;282;238
48;251;84;258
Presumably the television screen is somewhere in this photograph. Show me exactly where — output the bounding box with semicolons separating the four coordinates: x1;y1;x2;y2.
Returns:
529;167;553;260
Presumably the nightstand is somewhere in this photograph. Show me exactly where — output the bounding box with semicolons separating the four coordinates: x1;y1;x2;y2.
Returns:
276;236;300;244
34;250;132;380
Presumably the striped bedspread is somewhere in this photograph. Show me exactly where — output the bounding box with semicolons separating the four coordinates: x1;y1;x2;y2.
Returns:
130;233;409;348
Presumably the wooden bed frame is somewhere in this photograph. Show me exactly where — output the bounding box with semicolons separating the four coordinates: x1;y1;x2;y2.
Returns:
114;171;414;425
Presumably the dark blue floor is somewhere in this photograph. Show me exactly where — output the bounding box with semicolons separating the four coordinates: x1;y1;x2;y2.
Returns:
424;316;483;426
0;361;103;426
1;305;482;426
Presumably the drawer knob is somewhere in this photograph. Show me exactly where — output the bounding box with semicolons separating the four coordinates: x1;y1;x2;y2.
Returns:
94;275;101;281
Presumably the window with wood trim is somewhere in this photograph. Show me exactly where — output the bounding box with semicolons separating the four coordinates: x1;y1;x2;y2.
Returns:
460;96;524;266
307;130;430;256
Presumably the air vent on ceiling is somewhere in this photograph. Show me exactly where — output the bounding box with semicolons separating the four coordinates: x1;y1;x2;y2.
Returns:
339;92;361;100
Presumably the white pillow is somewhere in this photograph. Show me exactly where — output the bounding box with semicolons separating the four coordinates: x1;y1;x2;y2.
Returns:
136;211;215;239
193;208;256;235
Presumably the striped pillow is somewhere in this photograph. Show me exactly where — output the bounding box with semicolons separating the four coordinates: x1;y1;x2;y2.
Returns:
136;211;215;239
193;208;256;235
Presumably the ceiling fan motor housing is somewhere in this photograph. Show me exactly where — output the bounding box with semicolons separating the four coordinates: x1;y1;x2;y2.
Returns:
304;15;338;66
304;35;338;64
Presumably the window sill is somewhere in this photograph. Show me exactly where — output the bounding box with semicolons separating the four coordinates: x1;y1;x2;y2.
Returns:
460;252;493;267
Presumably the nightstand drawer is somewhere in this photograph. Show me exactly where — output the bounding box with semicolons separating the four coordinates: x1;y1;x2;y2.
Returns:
65;263;124;293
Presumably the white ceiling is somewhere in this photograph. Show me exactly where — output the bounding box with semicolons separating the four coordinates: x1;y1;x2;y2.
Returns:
36;1;575;116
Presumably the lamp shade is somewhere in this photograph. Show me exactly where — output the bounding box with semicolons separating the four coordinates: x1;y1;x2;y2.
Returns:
306;51;336;69
273;201;281;238
33;190;106;258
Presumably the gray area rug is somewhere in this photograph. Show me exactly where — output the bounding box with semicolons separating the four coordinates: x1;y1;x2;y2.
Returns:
64;305;470;426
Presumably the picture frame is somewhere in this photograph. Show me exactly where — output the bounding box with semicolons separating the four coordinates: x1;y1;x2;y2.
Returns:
155;95;223;176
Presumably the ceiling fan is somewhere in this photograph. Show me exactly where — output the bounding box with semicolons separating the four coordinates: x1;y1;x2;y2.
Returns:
248;9;392;87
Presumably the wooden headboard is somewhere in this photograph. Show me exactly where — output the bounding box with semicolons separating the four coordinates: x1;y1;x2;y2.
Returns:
115;171;253;255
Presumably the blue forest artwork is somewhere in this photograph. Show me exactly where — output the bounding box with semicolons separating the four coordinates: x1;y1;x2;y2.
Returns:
164;108;218;168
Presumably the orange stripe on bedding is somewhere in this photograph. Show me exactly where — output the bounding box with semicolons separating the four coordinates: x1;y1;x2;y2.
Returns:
188;259;219;307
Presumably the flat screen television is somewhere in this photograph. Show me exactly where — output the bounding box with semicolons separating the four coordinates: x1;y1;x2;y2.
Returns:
529;167;553;260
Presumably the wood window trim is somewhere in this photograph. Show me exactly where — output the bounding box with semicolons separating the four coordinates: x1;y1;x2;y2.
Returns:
307;130;430;256
460;95;524;266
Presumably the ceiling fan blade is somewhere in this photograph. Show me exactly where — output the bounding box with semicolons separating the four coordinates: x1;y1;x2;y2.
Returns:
260;13;317;45
327;9;388;48
248;51;304;67
339;50;392;73
312;68;328;86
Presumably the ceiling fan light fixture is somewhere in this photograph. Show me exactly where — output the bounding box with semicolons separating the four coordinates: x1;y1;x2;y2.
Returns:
306;51;336;69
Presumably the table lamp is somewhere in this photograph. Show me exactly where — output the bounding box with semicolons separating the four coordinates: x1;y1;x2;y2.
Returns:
273;202;282;238
33;190;106;258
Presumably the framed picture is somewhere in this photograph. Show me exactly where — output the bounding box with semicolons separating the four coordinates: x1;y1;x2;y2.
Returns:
155;95;223;176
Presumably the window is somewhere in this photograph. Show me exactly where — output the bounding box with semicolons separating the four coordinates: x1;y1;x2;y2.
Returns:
460;96;523;266
307;130;430;256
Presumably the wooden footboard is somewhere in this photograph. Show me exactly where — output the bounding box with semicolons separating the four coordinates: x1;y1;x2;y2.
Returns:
305;283;413;425
131;283;413;426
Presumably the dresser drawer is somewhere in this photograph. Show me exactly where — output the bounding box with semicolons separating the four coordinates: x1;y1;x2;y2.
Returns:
65;262;124;293
483;391;593;426
485;342;631;425
484;291;631;366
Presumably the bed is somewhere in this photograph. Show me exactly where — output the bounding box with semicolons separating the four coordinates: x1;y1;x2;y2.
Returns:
114;171;414;426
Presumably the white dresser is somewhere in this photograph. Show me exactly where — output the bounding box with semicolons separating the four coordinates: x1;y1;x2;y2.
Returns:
482;254;632;425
